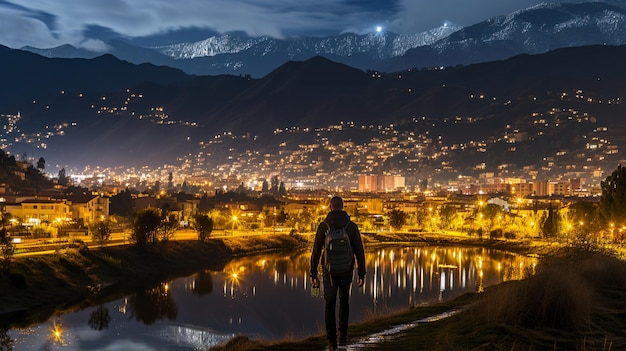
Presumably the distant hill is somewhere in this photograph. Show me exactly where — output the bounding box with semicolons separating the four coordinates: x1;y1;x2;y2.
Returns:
1;44;626;184
0;45;190;108
0;149;53;194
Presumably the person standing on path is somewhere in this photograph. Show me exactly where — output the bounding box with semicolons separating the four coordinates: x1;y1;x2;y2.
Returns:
310;196;366;351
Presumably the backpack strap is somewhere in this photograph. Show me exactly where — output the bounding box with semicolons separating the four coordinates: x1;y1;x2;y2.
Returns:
324;221;350;232
324;221;331;232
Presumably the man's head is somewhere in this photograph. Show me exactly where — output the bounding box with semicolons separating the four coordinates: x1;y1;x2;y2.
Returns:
329;196;343;211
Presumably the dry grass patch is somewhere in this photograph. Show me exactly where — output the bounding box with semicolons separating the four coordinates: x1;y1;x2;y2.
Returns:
432;247;626;350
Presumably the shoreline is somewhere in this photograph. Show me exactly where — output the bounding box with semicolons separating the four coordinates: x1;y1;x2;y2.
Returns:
0;234;306;327
0;232;536;323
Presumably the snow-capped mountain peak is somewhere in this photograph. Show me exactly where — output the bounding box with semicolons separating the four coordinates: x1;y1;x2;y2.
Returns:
155;34;268;59
154;23;461;60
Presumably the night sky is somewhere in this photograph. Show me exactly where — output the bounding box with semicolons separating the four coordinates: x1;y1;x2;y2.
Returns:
0;0;584;50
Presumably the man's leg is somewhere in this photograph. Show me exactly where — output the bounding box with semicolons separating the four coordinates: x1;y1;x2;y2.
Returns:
337;273;352;343
323;273;338;348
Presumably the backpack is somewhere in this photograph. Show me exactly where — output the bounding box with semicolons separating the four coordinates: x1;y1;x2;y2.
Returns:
323;223;354;274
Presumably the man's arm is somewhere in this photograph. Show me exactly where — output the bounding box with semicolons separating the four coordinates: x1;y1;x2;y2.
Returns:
310;222;327;280
350;222;366;281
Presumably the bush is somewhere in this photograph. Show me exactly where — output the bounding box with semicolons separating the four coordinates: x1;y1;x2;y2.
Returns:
31;227;51;238
504;231;516;239
193;213;213;242
489;229;503;239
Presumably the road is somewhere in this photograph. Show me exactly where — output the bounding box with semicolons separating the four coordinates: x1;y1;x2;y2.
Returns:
11;227;290;257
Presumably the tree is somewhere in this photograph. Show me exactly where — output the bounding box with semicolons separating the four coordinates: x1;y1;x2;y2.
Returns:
90;219;112;246
0;228;15;272
181;180;189;193
270;175;280;195
237;182;246;194
193;213;214;242
438;205;457;230
110;188;134;217
275;210;288;224
58;168;69;186
36;157;45;171
286;208;315;232
198;193;212;212
388;209;407;230
167;172;174;189
599;164;626;226
132;208;162;248
561;201;598;238
262;179;269;193
542;203;560;238
475;203;505;233
158;213;178;242
278;181;287;196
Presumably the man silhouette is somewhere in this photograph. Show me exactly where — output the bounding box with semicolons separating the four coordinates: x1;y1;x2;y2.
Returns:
310;196;365;350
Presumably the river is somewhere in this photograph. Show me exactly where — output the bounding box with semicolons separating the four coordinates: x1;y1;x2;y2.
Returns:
5;245;537;350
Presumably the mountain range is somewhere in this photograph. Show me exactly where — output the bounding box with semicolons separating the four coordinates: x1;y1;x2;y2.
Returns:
2;0;626;187
1;43;626;187
19;1;626;77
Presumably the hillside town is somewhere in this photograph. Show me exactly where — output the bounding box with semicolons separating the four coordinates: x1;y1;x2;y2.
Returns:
1;145;622;246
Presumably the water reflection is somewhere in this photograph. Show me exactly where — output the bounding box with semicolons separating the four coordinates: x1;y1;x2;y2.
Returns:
50;318;65;345
127;282;178;325
359;247;535;315
7;245;536;350
191;269;214;296
87;305;111;331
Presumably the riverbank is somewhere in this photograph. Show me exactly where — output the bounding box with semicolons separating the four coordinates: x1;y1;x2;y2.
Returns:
0;232;547;326
0;234;307;327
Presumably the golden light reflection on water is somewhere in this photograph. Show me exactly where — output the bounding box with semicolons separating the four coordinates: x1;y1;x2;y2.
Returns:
177;246;537;324
367;247;537;307
220;265;248;299
50;319;64;345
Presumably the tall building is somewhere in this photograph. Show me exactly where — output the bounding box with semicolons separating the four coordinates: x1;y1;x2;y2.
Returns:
358;175;405;192
533;180;549;196
358;175;378;192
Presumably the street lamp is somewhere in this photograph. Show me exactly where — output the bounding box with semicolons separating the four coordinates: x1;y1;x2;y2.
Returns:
232;215;238;233
273;210;277;235
9;218;17;235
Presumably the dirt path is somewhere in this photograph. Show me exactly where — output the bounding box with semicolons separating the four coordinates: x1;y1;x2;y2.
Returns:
338;309;463;350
